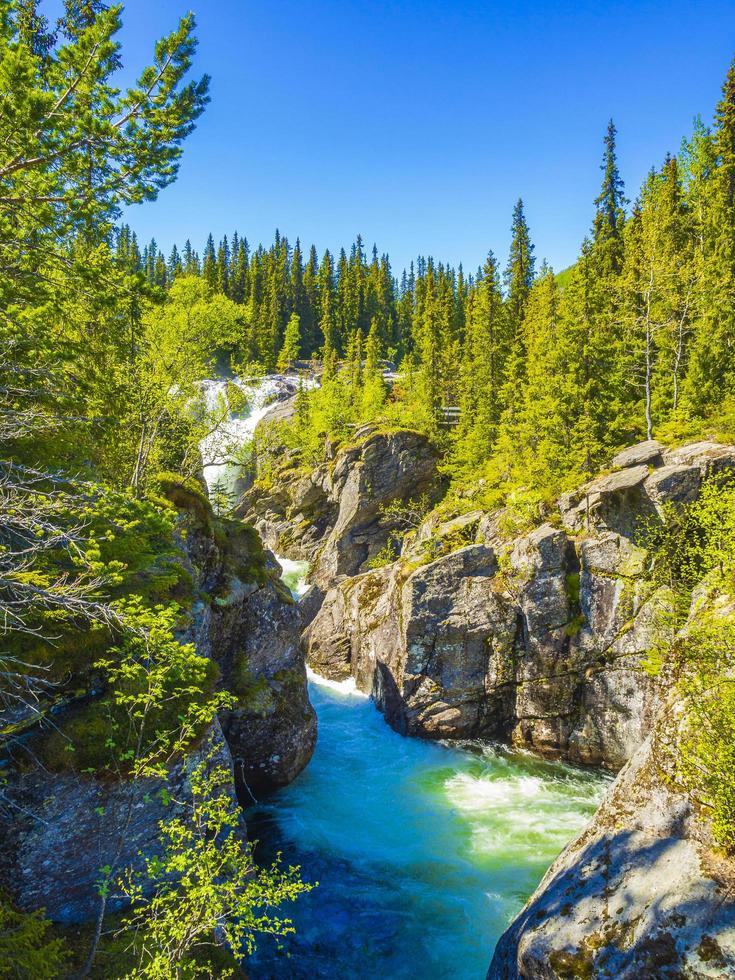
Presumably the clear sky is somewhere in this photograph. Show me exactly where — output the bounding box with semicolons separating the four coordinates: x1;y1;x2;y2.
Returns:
107;0;735;276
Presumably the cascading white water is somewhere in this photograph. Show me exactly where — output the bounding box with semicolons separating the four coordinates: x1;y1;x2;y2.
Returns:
277;556;311;598
198;375;300;499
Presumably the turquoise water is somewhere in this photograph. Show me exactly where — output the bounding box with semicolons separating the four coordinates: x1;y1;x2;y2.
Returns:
247;563;606;978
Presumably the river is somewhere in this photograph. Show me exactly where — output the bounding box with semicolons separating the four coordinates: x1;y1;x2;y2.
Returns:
246;559;606;979
197;379;606;978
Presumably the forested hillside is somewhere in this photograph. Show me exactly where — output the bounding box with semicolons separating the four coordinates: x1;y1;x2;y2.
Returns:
127;63;735;512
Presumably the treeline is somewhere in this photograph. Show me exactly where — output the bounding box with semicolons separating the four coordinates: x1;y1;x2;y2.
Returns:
117;222;519;375
125;58;735;508
278;64;735;509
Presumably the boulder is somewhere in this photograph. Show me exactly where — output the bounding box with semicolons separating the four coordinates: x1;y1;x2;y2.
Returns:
611;439;664;469
488;715;735;980
559;466;651;536
664;440;735;477
644;463;701;508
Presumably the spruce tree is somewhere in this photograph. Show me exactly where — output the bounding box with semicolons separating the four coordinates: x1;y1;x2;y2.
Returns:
202;234;217;290
682;61;735;419
454;251;508;466
302;245;320;354
592;120;628;276
216;235;230;295
504;199;535;338
277;313;301;371
318;250;337;355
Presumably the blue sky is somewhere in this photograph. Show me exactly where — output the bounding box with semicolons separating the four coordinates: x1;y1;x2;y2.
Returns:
105;0;735;276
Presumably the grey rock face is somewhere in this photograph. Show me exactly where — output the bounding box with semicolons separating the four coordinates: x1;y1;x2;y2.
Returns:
559;465;653;536
488;712;735;979
305;516;666;767
304;442;735;770
611;439;664;469
6;724;236;924
559;441;735;537
241;427;441;591
644;463;701;507
181;509;317;800
665;440;735;477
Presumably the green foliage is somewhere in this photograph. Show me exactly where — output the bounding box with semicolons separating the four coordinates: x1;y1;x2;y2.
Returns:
40;600;226;777
644;477;735;849
675;613;735;851
118;762;314;978
0;896;69;979
367;539;399;569
277;312;302;370
646;477;735;609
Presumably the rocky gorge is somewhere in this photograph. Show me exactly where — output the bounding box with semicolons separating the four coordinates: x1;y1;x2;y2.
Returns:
240;408;735;978
5;363;734;977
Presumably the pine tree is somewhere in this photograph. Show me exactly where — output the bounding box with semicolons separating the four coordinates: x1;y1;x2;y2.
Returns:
302;245;320;354
412;258;442;430
454;251;508;466
620;159;693;438
277;313;301;371
230;235;248;303
182;239;199;275
202;234;217;290
216;235;230;295
16;0;55;57
168;244;182;280
361;319;386;416
592;120;628;276
682;61;735;419
290;238;306;323
505;199;535;338
318;250;337;356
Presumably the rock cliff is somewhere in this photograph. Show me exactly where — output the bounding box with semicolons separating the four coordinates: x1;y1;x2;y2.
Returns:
488;595;735;979
306;440;735;768
241;425;441;597
0;478;315;924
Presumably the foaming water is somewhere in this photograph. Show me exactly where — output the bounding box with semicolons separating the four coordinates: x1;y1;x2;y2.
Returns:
277;556;312;599
248;641;607;977
199;375;316;498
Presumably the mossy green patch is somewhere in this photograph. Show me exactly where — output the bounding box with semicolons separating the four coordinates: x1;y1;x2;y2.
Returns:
36;656;220;777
